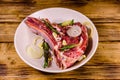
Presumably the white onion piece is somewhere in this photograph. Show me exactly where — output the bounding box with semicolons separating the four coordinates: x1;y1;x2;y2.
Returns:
26;44;44;59
67;25;82;37
26;36;44;59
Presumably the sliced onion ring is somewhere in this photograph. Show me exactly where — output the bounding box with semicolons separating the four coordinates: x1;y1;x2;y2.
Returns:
67;25;82;37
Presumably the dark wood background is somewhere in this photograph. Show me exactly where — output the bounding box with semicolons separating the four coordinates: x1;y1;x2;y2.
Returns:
0;0;120;79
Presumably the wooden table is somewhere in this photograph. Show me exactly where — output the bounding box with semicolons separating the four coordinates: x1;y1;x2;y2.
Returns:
0;0;120;79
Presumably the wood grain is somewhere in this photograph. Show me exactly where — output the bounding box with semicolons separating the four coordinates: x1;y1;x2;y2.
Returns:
0;0;120;42
0;42;120;79
0;0;120;79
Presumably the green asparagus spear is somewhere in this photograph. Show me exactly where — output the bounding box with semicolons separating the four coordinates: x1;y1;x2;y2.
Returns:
42;40;51;68
59;44;76;51
42;20;59;34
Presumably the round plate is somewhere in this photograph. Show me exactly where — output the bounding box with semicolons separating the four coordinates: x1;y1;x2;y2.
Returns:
14;8;98;73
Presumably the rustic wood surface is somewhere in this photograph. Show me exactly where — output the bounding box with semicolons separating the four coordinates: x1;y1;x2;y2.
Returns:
0;0;120;79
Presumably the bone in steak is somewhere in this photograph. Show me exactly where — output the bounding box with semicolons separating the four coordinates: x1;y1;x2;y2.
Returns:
25;17;88;69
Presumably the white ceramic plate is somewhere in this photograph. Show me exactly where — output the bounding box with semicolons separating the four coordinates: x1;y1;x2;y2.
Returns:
14;8;98;73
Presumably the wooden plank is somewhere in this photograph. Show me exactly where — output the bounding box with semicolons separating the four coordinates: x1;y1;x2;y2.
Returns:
0;14;120;23
0;22;120;42
96;23;120;41
0;0;119;4
0;42;120;79
0;23;18;42
0;0;120;20
0;0;119;16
